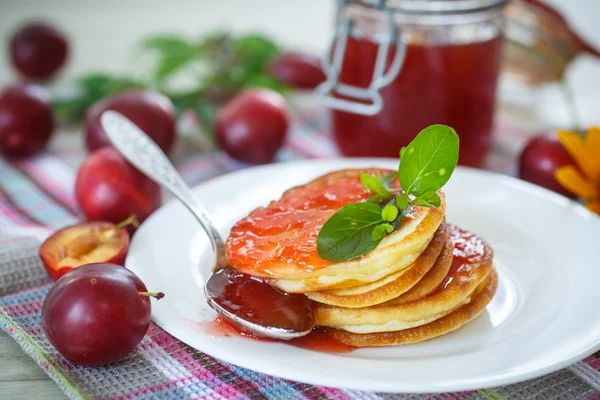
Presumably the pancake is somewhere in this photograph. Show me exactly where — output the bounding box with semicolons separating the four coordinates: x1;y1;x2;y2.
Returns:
383;235;453;307
226;169;445;293
328;269;498;346
307;220;449;308
313;225;494;333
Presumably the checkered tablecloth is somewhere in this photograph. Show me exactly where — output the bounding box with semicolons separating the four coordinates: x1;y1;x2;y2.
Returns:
1;98;599;399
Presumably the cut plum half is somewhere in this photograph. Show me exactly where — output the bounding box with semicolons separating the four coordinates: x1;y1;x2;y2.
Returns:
39;216;137;280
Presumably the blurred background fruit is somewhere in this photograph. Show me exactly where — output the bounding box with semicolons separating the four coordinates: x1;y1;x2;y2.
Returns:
518;133;576;198
268;51;326;89
10;22;68;81
216;88;289;164
85;90;176;154
75;147;161;227
0;83;54;156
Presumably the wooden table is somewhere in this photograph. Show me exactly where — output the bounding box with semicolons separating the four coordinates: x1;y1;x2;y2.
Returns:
0;331;65;400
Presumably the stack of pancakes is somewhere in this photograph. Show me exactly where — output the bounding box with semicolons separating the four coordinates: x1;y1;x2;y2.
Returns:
226;169;497;347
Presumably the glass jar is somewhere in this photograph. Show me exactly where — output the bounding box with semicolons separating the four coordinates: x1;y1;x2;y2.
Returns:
317;0;508;167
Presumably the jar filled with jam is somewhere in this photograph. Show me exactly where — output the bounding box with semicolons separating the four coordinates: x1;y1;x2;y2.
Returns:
316;0;508;167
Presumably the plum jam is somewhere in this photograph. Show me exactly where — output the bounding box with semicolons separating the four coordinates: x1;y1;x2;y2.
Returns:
205;266;315;333
321;0;507;167
332;36;503;167
205;267;356;352
434;224;489;293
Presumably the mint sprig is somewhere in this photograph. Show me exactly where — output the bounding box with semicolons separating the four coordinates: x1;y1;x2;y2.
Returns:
316;124;459;262
316;202;383;263
52;32;286;126
399;124;459;196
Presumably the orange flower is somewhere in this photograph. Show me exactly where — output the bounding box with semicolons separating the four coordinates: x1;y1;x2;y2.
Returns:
555;127;600;215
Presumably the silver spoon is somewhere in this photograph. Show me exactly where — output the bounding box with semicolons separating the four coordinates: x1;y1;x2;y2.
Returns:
100;111;313;340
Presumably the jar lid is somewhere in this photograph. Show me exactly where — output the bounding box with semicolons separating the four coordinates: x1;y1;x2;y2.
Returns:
359;0;508;14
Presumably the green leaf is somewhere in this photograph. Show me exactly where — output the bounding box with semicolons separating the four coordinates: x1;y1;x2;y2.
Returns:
400;146;407;159
140;35;196;56
317;202;383;262
140;35;198;81
360;172;392;198
399;124;459;197
153;53;197;81
53;73;145;123
381;204;398;222
396;193;409;210
380;171;397;187
365;195;388;204
412;192;441;208
194;101;218;131
241;73;287;93
235;34;279;68
393;205;411;230
372;223;394;242
77;73;115;91
76;73;144;94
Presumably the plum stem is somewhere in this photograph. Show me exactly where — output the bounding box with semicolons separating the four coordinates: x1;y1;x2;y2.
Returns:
114;214;140;231
103;215;140;239
139;291;165;300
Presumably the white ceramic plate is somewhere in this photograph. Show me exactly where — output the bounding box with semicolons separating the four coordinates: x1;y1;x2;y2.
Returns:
126;159;600;393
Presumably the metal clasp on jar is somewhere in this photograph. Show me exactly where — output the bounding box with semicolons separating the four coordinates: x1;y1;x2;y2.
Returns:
315;0;406;115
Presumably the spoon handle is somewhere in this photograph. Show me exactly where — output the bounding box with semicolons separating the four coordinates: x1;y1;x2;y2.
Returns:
100;110;228;270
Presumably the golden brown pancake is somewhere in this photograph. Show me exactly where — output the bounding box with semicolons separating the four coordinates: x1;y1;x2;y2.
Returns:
225;168;445;293
328;269;498;347
307;220;448;308
383;236;453;307
313;225;494;333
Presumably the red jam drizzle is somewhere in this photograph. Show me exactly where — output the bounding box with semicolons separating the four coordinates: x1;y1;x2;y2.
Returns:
288;327;356;353
201;317;356;354
437;224;487;291
226;169;420;277
332;36;503;167
205;266;315;333
198;317;241;338
204;267;355;353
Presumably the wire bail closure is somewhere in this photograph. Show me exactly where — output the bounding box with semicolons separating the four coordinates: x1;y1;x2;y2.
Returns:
315;0;406;115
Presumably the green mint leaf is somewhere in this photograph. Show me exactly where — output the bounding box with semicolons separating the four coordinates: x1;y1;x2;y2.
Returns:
140;35;195;53
194;101;218;127
412;192;441;208
76;73;144;95
393;204;412;229
381;204;398;222
399;124;459;197
317;202;383;262
139;35;198;82
380;171;397;187
360;172;392;198
365;195;388;204
241;73;287;93
53;73;145;124
396;193;409;210
372;223;394;242
235;34;280;69
154;53;197;81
